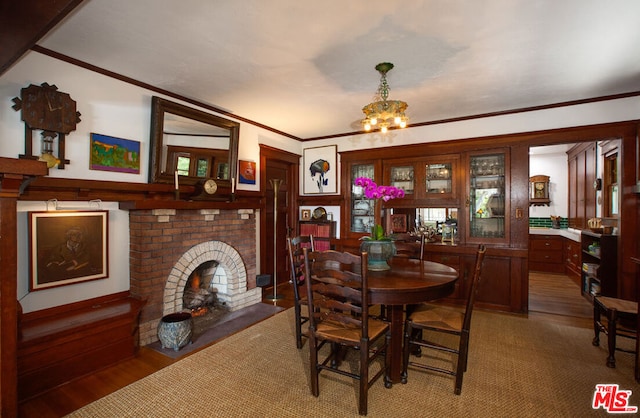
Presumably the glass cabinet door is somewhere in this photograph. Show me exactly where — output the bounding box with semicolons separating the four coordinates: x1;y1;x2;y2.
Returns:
389;165;414;195
468;152;507;241
425;162;453;194
351;163;376;234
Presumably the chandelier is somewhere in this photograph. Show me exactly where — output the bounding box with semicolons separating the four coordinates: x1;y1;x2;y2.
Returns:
361;62;408;133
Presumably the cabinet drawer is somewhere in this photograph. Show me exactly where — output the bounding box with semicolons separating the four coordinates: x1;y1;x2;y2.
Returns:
530;236;563;251
529;250;563;264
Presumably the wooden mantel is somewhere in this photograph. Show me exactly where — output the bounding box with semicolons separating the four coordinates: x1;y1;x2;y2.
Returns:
0;157;48;417
19;177;264;209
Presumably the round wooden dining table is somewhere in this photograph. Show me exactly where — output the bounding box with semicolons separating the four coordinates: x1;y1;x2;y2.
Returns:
368;257;459;384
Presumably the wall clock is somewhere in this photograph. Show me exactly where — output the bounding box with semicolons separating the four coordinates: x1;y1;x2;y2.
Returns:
529;174;550;206
11;82;81;169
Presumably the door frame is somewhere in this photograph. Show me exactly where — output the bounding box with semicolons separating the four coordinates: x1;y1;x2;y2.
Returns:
259;145;300;290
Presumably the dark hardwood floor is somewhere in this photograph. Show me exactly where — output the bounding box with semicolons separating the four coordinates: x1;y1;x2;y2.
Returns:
528;271;593;329
18;286;295;418
18;272;591;417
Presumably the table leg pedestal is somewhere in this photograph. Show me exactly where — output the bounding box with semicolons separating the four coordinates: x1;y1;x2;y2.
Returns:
387;304;404;383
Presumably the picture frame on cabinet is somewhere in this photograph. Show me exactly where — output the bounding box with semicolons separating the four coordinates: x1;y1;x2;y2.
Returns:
28;210;109;291
301;209;311;220
303;145;337;194
390;214;408;233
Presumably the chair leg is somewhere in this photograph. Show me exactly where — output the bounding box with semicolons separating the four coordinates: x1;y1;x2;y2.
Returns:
384;332;393;389
294;302;303;349
593;301;601;347
359;342;369;416
606;308;619;368
401;322;412;384
454;331;470;395
309;336;320;397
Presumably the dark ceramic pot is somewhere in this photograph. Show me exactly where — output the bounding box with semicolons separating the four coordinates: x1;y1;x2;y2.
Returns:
360;240;396;271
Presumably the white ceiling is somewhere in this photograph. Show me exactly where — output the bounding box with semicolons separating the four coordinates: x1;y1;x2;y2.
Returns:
38;0;640;139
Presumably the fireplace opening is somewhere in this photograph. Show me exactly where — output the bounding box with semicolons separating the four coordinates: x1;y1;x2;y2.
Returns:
183;260;230;335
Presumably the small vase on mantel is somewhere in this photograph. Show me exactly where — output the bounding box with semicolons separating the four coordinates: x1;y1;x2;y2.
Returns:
360;240;396;271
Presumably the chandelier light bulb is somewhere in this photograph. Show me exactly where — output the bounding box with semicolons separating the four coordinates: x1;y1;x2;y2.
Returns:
394;116;401;125
364;122;371;131
400;120;407;128
381;125;388;134
371;117;378;125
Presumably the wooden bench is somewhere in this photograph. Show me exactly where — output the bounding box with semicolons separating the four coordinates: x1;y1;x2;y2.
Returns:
17;292;145;401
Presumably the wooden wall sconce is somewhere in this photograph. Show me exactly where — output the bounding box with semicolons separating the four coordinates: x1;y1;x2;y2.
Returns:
11;82;81;169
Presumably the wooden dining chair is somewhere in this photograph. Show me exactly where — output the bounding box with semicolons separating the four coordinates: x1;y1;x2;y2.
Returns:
401;244;486;395
286;235;315;349
303;248;391;416
393;233;425;260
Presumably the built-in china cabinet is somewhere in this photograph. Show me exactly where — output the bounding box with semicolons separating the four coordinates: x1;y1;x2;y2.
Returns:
339;143;526;312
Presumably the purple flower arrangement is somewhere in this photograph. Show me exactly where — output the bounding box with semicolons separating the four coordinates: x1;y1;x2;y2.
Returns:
353;177;405;201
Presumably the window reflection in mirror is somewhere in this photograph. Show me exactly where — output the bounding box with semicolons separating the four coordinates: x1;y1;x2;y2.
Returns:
388;207;458;235
149;96;239;187
163;113;230;179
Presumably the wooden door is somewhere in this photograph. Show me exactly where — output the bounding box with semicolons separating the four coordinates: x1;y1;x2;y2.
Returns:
260;145;300;297
265;163;291;295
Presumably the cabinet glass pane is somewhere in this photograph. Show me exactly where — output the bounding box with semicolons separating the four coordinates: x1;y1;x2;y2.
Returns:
390;165;414;194
469;154;505;238
351;164;375;233
425;162;452;194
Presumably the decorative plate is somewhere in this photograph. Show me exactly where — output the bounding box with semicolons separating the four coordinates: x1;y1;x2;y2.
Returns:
312;207;327;220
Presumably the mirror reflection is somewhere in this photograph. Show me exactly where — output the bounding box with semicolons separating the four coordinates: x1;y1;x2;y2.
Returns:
149;96;239;187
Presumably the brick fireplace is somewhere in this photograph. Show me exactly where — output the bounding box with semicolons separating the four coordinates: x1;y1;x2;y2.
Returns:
128;208;262;345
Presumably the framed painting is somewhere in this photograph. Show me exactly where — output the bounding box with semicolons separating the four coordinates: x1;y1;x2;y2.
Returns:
303;145;337;194
29;211;109;291
90;133;141;174
301;209;311;220
238;160;256;184
390;214;408;233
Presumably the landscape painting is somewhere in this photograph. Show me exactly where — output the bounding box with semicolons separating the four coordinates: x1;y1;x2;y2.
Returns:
90;133;141;174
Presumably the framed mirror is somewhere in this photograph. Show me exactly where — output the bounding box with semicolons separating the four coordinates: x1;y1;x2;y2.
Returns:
149;96;239;191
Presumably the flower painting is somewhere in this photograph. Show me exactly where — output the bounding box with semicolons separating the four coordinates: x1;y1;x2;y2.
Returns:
303;145;337;194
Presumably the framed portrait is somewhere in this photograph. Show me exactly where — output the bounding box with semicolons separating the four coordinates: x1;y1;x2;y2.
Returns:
303;145;337;194
301;209;311;220
90;133;141;174
238;160;256;184
29;211;109;291
390;214;408;233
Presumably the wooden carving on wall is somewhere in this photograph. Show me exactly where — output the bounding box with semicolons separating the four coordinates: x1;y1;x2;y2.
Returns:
11;82;81;169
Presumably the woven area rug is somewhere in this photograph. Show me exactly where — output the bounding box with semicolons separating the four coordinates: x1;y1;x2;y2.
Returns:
66;308;638;417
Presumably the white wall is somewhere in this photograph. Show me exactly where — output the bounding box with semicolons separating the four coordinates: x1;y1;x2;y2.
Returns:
529;146;570;218
1;52;298;312
3;51;639;312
